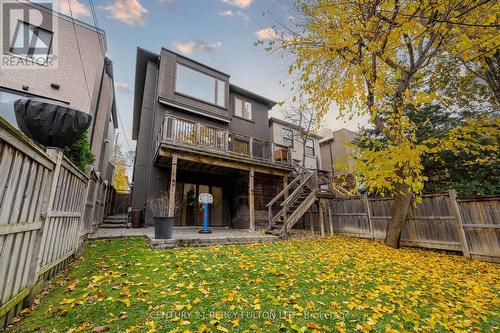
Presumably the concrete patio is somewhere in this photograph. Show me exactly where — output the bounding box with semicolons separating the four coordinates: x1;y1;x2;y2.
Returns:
88;227;279;249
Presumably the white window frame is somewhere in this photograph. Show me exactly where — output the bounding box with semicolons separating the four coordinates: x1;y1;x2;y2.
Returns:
305;137;315;156
234;97;253;121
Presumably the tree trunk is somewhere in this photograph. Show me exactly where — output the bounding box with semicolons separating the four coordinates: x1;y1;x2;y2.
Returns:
385;182;413;248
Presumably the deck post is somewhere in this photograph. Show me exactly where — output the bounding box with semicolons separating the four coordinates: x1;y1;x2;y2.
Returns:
308;209;314;235
168;154;178;217
249;168;255;231
249;137;253;158
283;175;288;200
319;199;325;236
327;201;334;236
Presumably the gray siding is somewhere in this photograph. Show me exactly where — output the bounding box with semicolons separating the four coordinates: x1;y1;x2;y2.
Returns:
228;92;270;141
157;49;230;121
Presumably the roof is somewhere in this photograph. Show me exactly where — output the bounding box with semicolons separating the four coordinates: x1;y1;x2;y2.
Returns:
230;84;277;108
268;117;323;139
319;128;359;144
132;48;160;140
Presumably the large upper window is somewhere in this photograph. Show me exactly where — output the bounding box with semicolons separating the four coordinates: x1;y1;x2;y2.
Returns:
305;138;315;156
282;128;293;148
175;63;226;107
234;97;252;120
10;21;52;61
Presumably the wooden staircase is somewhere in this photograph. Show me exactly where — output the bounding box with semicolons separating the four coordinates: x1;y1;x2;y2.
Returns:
265;164;351;236
265;170;318;236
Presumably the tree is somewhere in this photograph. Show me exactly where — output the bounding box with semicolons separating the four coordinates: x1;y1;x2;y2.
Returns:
63;131;95;172
357;104;500;196
112;143;130;193
112;159;129;193
281;96;321;171
266;0;500;248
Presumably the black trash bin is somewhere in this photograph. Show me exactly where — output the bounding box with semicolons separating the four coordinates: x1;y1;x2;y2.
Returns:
154;217;174;239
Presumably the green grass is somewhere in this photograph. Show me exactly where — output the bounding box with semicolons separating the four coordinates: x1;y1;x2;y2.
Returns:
7;237;499;333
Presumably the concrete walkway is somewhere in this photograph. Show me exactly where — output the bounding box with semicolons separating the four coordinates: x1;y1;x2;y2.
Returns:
88;227;278;248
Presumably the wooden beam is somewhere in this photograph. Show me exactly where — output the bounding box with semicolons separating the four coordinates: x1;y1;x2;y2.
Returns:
168;155;178;217
158;145;290;176
249;168;255;231
319;200;325;236
327;202;334;236
308;209;314;235
283;175;288;200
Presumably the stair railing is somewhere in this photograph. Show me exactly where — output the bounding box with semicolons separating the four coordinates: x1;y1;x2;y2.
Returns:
266;174;302;227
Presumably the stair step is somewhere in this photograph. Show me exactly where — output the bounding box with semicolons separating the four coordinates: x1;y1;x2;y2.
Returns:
101;223;128;228
104;219;128;224
105;215;127;220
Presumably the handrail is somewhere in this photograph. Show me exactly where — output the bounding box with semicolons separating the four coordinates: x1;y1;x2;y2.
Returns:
266;174;302;208
280;171;315;208
160;114;292;166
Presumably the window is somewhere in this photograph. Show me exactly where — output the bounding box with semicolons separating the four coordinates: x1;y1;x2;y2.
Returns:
305;138;315;156
175;64;226;107
217;80;226;107
282;128;293;148
10;21;52;61
234;97;252;120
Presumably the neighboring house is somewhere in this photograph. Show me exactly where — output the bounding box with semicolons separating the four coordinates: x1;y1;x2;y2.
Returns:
0;1;118;234
320;128;359;188
132;48;293;230
269;117;322;170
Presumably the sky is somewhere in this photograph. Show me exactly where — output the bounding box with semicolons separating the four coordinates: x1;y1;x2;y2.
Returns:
58;0;368;154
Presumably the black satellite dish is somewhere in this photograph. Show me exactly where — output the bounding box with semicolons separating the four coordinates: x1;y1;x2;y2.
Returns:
14;97;92;148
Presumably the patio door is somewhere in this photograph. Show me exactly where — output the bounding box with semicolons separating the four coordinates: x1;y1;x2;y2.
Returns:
180;183;225;227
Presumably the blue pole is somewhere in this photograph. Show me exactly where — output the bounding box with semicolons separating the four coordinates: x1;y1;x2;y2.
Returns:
199;202;212;234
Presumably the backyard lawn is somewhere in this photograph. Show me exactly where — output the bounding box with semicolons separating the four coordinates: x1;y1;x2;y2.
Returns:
8;237;499;333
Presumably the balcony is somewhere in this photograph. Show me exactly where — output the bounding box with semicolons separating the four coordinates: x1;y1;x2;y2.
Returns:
155;115;292;170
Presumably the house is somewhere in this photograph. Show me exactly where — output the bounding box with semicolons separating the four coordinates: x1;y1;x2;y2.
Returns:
0;1;118;234
320;128;359;189
131;48;294;230
269;117;322;170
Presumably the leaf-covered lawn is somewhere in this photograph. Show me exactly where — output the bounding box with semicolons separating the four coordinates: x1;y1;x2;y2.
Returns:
8;237;499;333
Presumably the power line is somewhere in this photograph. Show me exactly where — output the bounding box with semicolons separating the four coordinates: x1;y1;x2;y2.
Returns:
66;0;92;104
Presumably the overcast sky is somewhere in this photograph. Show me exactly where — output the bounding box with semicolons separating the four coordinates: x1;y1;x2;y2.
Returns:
59;0;367;155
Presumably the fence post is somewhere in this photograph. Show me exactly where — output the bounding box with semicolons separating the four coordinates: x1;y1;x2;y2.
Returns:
362;193;374;240
449;189;471;259
24;148;63;305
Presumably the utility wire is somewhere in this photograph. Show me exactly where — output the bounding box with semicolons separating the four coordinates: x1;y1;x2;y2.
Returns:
86;0;133;153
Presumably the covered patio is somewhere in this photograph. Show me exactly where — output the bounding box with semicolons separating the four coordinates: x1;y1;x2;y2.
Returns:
89;226;278;249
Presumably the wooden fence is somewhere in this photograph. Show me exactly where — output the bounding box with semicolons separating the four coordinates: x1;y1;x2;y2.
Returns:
325;191;499;263
0;121;88;329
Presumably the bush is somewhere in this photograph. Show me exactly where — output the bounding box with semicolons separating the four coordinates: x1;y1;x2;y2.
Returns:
63;131;95;172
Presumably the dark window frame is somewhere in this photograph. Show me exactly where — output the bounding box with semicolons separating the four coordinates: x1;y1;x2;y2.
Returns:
175;63;227;107
9;20;53;61
282;128;294;148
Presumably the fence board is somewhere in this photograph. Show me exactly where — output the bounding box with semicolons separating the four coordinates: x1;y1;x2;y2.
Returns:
329;193;499;262
0;121;89;329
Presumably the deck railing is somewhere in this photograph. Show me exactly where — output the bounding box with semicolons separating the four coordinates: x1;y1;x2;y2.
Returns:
158;115;292;166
